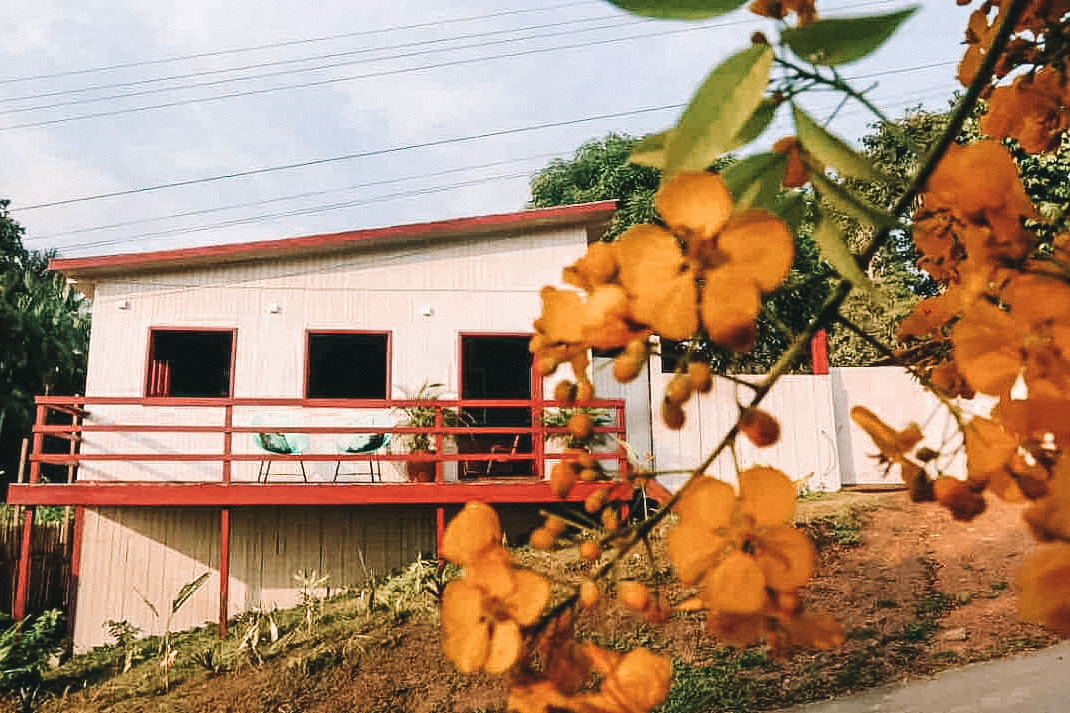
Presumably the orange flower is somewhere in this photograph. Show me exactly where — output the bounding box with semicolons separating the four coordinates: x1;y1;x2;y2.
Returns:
953;274;1070;398
850;406;936;501
1017;544;1070;637
651;171;795;350
850;405;924;465
667;468;813;620
963;416;1025;503
982;67;1070;154
924;141;1036;264
531;171;795;370
440;503;551;674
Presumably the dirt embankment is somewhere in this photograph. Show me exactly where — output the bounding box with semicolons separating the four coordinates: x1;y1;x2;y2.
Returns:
27;491;1058;713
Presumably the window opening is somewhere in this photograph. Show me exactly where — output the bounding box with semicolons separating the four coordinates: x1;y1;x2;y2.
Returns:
147;330;233;398
306;332;389;400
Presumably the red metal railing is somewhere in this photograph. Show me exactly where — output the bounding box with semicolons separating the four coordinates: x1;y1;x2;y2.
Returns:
25;395;628;486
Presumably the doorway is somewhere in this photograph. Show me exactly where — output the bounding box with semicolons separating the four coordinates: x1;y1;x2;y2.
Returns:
459;335;533;477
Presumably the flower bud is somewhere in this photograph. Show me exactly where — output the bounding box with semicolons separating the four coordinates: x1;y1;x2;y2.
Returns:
530;527;557;550
687;361;713;394
619;581;650;612
584;488;609;514
662;399;686;430
579;579;600;609
579;541;601;561
553;380;578;403
665;373;693;405
568;413;595;440
550;461;578;498
739;407;780;447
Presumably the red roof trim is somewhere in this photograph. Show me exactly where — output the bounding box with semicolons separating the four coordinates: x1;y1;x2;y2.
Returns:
51;200;617;278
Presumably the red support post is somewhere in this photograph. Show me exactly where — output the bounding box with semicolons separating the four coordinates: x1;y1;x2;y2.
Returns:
434;407;444;483
222;404;233;484
436;507;446;563
810;329;830;376
219;508;230;638
29;404;46;484
14;507;34;620
67;506;85;641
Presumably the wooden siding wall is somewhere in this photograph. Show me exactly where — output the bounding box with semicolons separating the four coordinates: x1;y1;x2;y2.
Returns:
79;228;588;482
73;506;435;650
648;365;993;492
830;366;994;486
651;373;842;493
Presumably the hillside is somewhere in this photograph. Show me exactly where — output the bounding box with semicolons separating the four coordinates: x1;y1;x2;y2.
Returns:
13;490;1057;713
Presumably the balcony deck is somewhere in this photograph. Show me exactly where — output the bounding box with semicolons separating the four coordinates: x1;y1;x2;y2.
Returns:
11;394;629;507
9;394;632;629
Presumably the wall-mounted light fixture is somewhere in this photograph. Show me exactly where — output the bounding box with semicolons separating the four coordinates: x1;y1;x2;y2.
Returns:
117;299;130;310
268;302;281;314
420;304;434;318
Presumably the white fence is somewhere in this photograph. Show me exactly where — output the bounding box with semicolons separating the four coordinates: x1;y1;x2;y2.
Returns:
647;366;988;493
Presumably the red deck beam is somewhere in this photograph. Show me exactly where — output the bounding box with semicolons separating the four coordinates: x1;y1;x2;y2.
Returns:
7;481;609;507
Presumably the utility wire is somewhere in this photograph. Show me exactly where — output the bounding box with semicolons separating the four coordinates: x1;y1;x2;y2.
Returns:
0;0;905;130
28;151;563;240
0;22;725;132
0;1;592;84
36;82;958;253
0;14;638;110
15;103;681;211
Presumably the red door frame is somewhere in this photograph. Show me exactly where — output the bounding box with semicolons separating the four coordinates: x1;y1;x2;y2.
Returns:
456;332;541;475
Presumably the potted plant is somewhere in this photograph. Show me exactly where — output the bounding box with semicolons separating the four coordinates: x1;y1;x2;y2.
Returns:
394;381;471;482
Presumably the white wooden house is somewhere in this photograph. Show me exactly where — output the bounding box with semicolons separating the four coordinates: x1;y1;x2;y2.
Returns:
9;199;968;651
10;201;640;650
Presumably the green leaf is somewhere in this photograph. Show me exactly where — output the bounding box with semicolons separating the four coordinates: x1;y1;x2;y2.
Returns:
606;0;749;19
172;572;211;615
772;191;809;235
810;172;900;230
134;587;160;620
720;152;788;212
726;98;779;153
812;208;871;289
782;7;918;66
664;45;774;178
793;105;888;182
629;130;671;169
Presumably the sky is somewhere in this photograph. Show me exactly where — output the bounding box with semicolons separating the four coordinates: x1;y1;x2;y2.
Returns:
0;0;969;258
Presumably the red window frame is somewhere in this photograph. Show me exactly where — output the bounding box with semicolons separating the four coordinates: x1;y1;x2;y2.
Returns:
303;330;392;403
145;327;237;398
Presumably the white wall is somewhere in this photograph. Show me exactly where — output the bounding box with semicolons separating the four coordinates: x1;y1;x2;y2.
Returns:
650;371;841;494
831;366;995;486
79;228;590;481
74;505;435;651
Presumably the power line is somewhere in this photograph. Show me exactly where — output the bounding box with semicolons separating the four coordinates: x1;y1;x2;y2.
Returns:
0;14;637;110
15;103;681;211
28;151;564;240
57;170;536;250
38;82;961;253
0;22;723;132
0;0;905;131
0;1;591;84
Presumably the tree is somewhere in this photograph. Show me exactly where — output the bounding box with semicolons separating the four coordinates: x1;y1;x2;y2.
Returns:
0;201;90;484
